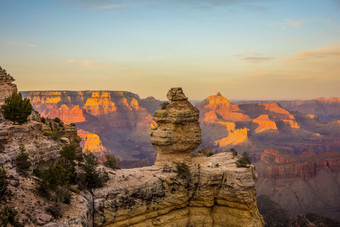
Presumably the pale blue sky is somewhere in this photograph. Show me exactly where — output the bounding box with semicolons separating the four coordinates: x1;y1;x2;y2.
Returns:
1;0;340;100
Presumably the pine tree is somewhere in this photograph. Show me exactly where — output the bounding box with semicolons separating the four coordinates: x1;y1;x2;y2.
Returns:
1;92;33;124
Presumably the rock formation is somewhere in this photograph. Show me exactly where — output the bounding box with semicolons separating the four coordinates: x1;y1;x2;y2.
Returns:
150;87;201;165
78;129;107;153
92;87;264;226
0;68;17;105
93;152;264;227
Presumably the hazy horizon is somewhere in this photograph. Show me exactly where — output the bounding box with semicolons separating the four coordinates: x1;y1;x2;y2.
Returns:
1;0;340;100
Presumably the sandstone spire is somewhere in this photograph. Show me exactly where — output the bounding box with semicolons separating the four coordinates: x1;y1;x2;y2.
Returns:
150;87;201;165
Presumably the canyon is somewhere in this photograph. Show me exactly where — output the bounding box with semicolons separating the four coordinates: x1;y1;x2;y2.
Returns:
1;72;264;226
21;89;340;222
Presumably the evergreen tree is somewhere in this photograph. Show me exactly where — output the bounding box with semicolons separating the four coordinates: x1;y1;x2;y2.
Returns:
1;92;32;124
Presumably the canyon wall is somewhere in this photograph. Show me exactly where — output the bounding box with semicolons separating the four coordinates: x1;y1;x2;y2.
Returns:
21;91;160;167
256;149;340;220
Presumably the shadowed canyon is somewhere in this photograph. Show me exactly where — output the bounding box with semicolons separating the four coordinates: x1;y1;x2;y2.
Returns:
21;90;340;222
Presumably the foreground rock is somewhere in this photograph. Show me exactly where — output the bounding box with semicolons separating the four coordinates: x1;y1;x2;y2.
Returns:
93;152;264;227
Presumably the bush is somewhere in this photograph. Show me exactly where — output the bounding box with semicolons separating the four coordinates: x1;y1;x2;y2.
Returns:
1;92;32;124
104;154;119;170
0;206;22;227
77;152;109;190
0;166;7;197
14;145;31;176
54;117;61;123
174;162;191;180
236;152;251;168
36;158;73;203
43;130;62;140
46;205;62;219
230;148;238;158
70;123;76;127
160;102;169;110
40;117;46;123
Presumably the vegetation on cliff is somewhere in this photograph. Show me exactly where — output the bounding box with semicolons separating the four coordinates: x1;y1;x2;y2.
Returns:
14;145;32;176
1;92;32;124
0;166;7;197
104;154;119;170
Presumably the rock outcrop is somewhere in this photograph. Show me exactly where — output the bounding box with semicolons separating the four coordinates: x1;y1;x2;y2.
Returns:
93;153;264;227
0;68;17;105
150;87;201;165
0;72;89;226
92;87;264;227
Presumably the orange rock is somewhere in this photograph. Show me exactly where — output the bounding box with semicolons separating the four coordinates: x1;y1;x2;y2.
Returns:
83;91;117;116
215;128;248;147
78;129;107;153
45;105;85;124
252;114;278;133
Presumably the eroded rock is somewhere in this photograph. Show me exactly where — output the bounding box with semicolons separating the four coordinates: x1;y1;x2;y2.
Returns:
150;87;201;165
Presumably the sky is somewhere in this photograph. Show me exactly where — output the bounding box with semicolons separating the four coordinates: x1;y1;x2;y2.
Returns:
0;0;340;100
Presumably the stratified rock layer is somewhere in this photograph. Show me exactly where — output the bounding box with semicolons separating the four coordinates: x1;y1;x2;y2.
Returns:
150;88;201;165
93;153;264;227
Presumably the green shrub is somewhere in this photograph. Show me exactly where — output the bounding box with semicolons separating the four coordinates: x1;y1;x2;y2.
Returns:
77;152;109;190
236;152;251;168
230;148;238;158
40;117;46;123
104;154;119;170
0;166;7;197
70;123;76;127
43;130;62;140
1;92;33;124
0;206;22;227
46;205;62;219
160;102;169;110
36;159;72;203
14;145;31;176
174;162;191;180
54;117;61;123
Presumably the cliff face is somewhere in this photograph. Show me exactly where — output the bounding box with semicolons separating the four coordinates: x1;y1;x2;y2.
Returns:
22;91;157;168
0;81;88;225
256;149;340;220
94;153;264;227
279;97;340;122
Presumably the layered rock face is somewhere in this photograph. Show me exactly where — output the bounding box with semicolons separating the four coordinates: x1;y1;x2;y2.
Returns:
0;69;17;105
279;97;340;122
150;88;201;165
93;153;264;227
256;149;340;220
0;74;89;226
22;91;160;168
